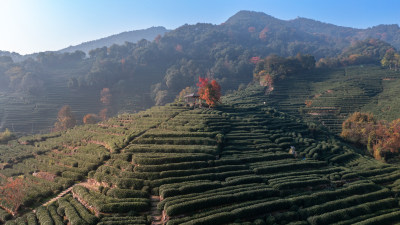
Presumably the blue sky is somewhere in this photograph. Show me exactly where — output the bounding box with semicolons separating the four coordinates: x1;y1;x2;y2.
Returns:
0;0;399;54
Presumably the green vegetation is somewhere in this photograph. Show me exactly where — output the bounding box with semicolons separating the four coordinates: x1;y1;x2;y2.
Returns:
0;129;15;144
0;85;398;224
257;65;400;134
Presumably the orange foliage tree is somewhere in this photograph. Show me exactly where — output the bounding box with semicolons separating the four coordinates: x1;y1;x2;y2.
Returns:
341;112;377;146
197;77;221;107
53;105;76;131
100;88;111;105
372;119;400;160
83;114;100;124
99;108;109;121
342;112;400;161
0;177;26;215
99;88;112;121
304;100;313;107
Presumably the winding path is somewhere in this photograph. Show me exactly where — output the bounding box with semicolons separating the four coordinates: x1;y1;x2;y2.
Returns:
42;184;76;207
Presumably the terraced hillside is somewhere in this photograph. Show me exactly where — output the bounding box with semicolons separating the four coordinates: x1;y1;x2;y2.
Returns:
0;73;153;135
262;65;400;134
1;87;400;224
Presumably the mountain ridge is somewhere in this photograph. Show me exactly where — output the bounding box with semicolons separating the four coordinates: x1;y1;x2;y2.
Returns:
58;26;170;54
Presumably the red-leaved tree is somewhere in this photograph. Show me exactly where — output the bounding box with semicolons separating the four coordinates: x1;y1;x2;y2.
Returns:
197;77;221;107
341;112;377;146
0;177;26;215
342;112;400;161
100;88;111;105
372;119;400;160
53;105;76;132
83;114;100;124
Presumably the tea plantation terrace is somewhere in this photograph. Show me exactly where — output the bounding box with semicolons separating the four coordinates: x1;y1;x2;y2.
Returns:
1;86;400;224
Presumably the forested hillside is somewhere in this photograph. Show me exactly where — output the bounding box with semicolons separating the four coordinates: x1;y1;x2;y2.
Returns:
1;10;400;134
0;85;400;224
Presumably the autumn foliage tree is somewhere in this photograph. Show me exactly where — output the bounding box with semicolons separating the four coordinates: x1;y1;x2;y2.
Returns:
0;129;15;144
381;48;400;71
100;87;111;105
341;112;377;146
342;112;400;161
83;114;100;124
371;119;400;160
53;105;76;132
0;177;26;215
197;77;221;107
99;88;112;121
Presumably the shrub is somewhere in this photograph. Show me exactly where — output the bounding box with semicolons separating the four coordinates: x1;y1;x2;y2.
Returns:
353;210;400;225
106;188;148;199
100;202;149;213
178;212;233;225
58;196;87;225
69;197;98;224
61;171;83;180
254;161;327;174
36;206;54;225
116;178;144;189
47;205;63;225
166;188;278;216
0;208;12;222
307;198;397;225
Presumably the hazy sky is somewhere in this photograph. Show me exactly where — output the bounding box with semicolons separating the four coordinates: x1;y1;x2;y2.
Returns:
0;0;399;54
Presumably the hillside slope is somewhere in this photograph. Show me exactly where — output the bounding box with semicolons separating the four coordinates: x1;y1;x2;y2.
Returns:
1;86;400;224
259;65;400;134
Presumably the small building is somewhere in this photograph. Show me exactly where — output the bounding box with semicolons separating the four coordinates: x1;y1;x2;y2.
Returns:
184;93;200;106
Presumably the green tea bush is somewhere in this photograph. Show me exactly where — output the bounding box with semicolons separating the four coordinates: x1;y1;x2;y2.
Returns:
106;188;148;199
69;197;98;224
26;213;38;225
165;188;277;216
36;206;54;225
0;208;12;222
48;205;64;225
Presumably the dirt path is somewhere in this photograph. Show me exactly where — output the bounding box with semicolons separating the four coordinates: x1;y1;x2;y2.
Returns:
150;195;162;225
42;184;76;207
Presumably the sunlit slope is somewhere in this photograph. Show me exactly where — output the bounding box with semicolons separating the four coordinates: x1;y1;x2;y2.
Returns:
0;64;156;134
2;88;400;224
259;65;400;134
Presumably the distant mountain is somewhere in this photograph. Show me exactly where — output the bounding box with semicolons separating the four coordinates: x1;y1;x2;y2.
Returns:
287;17;360;39
58;26;169;54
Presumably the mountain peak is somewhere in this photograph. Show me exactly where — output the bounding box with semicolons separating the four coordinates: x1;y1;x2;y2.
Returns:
224;10;281;25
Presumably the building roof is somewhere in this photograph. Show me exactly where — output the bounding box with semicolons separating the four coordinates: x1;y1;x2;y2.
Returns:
184;93;200;98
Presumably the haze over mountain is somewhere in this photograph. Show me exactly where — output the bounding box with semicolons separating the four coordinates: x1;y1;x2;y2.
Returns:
0;10;400;134
0;27;169;62
58;26;169;54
